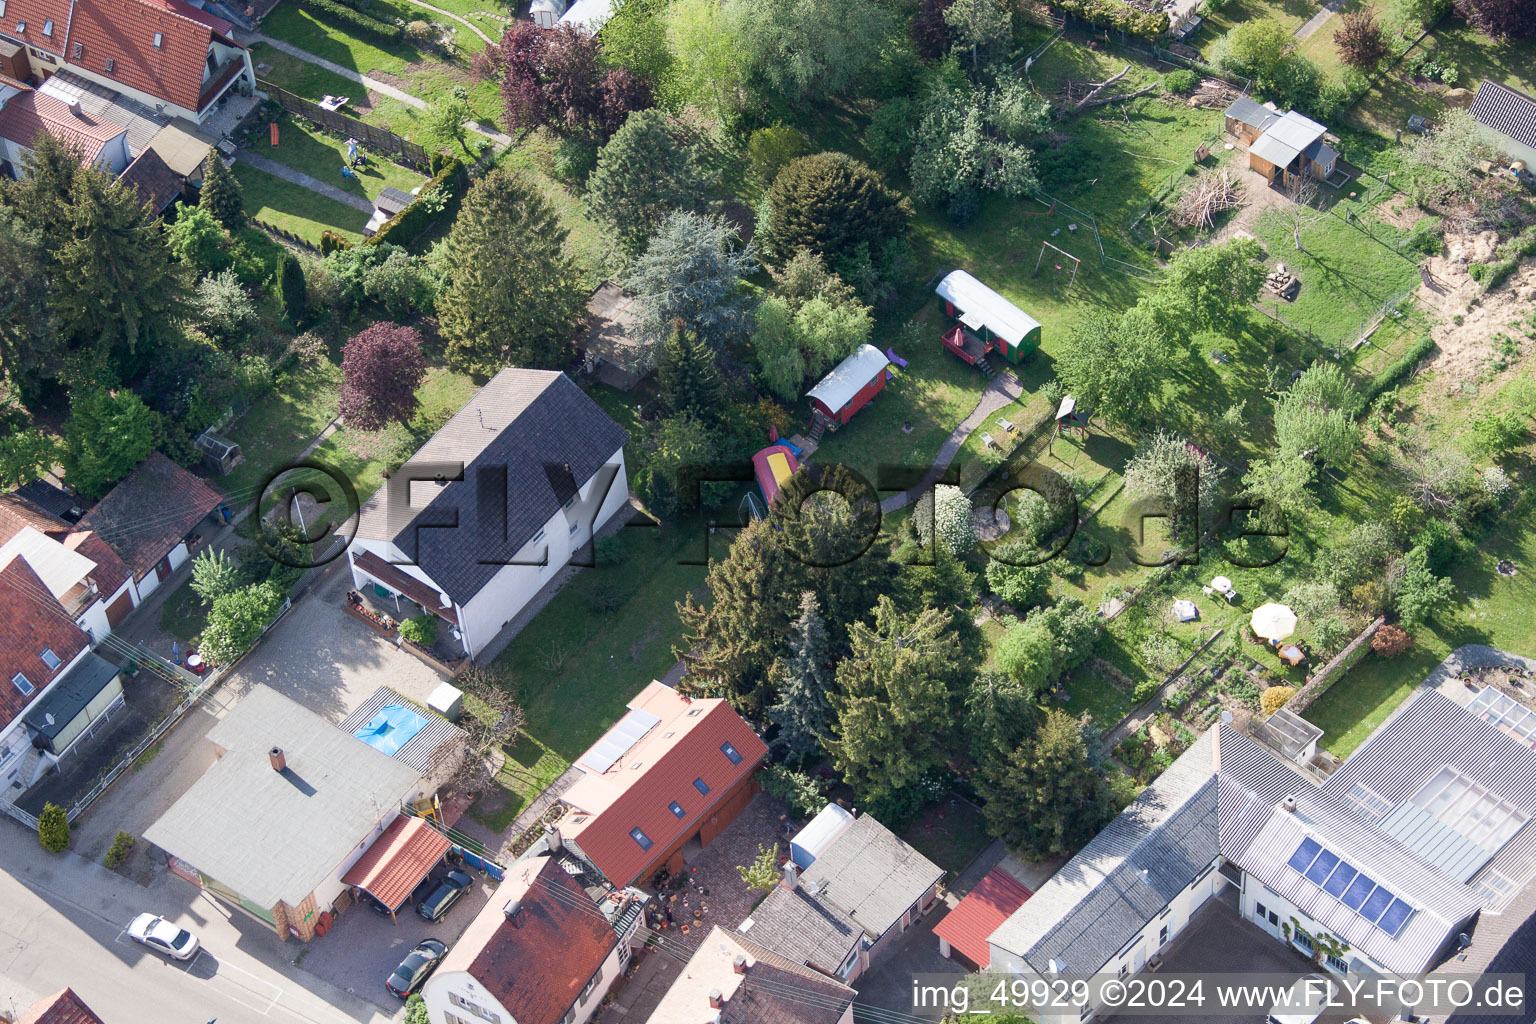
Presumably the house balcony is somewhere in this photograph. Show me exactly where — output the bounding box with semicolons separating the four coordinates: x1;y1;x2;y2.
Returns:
197;58;246;114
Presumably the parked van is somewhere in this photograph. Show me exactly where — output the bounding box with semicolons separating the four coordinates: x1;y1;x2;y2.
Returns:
1266;974;1339;1024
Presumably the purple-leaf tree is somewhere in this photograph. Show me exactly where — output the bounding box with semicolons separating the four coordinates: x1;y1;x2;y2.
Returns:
338;323;427;432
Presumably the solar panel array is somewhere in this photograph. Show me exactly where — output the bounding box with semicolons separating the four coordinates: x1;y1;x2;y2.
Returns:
578;707;662;772
1287;838;1416;938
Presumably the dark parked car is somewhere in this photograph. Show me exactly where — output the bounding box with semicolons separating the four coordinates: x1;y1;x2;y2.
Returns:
385;939;447;998
416;870;474;922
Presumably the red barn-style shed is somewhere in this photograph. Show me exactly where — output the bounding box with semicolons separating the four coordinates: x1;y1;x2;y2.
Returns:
806;344;891;428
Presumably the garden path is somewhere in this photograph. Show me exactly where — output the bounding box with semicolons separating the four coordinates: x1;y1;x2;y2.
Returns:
1292;0;1346;42
878;373;1025;514
234;150;377;212
400;0;495;44
244;30;516;146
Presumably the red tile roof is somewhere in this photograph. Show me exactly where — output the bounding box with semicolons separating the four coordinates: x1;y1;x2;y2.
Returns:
933;867;1032;969
440;856;618;1024
76;452;222;575
340;815;451;911
120;145;184;214
0;0;73;57
63;530;132;599
17;988;105;1024
62;0;236;114
0;493;67;543
561;683;768;886
0;87;125;164
0;557;90;730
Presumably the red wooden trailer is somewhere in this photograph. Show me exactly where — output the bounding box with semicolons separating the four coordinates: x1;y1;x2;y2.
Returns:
806;344;891;428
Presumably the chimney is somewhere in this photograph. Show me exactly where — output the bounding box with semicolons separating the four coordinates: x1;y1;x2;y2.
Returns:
781;862;799;891
1281;794;1297;813
708;988;724;1010
269;746;286;772
544;822;563;853
503;898;523;926
731;954;747;975
68;99;83;118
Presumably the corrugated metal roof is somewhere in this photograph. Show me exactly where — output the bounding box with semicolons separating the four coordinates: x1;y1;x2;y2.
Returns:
797;813;943;939
805;344;890;413
1470;80;1536;152
934;270;1041;346
339;815;450;911
1377;801;1495;882
338;686;466;779
1223;96;1275;131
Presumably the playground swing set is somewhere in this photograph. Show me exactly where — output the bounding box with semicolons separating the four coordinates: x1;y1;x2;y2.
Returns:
1034;240;1082;296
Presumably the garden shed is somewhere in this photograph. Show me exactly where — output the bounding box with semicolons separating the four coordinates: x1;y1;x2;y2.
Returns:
806;344;890;427
935;270;1041;364
1223;99;1337;186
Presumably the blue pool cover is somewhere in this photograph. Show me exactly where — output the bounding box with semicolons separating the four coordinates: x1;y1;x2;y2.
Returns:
354;704;427;756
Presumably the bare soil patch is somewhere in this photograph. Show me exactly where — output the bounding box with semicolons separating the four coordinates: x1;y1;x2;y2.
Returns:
1414;229;1536;394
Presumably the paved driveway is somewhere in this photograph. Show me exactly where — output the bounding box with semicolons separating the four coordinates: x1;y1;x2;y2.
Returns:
222;562;449;724
75;561;446;861
295;865;494;1011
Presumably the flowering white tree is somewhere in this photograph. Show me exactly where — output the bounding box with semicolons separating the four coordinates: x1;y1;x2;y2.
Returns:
917;484;977;554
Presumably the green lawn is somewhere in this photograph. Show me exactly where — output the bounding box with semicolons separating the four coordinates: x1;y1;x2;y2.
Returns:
159;578;210;643
257;4;504;142
1304;488;1536;757
260;114;426;203
267;366;481;530
466;515;712;830
1351;18;1536;133
234;162;369;244
220;360;344;506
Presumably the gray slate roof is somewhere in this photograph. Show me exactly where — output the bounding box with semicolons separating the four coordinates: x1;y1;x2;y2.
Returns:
144;686;422;908
1224;96;1275;132
745;812;943;974
743;885;862;976
338;686;466;779
798;813;943;938
354;370;628;605
1470;80;1536;151
989;730;1220;975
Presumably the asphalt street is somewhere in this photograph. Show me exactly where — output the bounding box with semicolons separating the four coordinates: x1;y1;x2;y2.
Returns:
0;824;392;1024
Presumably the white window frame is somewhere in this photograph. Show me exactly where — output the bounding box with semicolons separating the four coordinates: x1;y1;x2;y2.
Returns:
12;672;34;696
41;18;51;34
153;31;163;47
39;648;61;671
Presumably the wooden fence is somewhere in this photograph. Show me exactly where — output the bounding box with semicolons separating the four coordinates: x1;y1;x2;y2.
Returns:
259;80;431;171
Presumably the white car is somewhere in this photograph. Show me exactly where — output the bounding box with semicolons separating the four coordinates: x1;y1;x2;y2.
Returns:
1266;974;1339;1024
127;913;200;960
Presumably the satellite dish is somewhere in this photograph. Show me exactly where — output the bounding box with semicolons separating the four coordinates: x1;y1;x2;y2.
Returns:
44;713;55;726
1221;710;1234;724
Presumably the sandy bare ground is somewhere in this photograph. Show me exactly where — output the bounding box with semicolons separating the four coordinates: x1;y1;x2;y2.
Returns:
1414;227;1536;395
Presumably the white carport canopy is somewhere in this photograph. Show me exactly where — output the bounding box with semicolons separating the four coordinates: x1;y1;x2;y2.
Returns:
935;270;1040;346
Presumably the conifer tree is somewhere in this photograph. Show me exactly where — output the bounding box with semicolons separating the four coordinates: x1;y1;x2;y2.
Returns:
440;168;587;373
198;149;245;232
979;709;1110;858
830;597;963;807
587;108;704;256
276;253;307;328
657;323;724;420
768;592;836;765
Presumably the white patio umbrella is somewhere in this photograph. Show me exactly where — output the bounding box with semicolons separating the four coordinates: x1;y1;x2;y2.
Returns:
1250;603;1298;642
1211;575;1233;593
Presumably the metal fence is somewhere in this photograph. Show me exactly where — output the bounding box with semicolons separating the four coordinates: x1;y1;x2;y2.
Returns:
259;80;432;171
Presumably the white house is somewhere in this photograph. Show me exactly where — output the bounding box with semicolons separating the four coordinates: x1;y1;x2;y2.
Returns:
422;853;647;1024
985;656;1536;1024
348;369;629;661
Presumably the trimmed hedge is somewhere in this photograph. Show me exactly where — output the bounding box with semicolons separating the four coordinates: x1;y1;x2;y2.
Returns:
294;0;403;41
363;157;465;248
1054;0;1169;41
1355;334;1436;414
